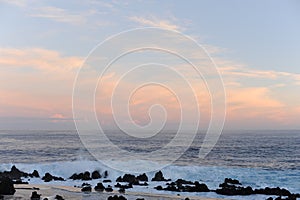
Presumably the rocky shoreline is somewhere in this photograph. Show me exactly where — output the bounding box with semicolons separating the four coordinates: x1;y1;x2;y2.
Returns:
0;166;299;200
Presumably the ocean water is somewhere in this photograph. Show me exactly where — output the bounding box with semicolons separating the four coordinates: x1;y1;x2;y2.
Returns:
0;129;299;199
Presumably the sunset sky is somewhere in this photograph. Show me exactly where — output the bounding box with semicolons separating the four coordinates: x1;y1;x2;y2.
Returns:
0;0;300;130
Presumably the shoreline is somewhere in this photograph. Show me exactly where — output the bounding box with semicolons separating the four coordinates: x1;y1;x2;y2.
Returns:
12;184;227;200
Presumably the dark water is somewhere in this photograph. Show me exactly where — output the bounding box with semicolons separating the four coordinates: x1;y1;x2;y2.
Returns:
0;129;299;170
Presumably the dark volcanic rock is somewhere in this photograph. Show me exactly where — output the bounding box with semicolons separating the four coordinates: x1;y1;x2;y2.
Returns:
0;166;40;180
155;179;209;193
107;195;127;200
91;170;101;179
216;183;253;195
31;170;40;178
42;173;64;182
224;178;241;185
55;195;65;200
105;185;113;192
30;191;41;200
136;173;148;182
115;182;133;189
0;177;16;195
254;187;291;196
103;170;108;178
81;186;92;192
13;179;29;184
151;171;169;181
82;171;91;181
94;182;105;192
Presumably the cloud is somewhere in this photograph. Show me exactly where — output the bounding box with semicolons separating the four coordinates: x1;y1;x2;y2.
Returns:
0;48;83;73
29;6;90;25
129;16;182;31
220;65;300;82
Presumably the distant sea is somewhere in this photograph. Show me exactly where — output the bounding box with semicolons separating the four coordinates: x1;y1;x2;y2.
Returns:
0;130;299;199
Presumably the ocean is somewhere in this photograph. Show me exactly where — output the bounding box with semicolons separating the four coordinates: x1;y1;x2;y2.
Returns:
0;129;299;199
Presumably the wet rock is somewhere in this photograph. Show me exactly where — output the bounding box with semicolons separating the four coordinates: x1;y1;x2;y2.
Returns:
136;173;148;182
254;187;291;196
69;171;91;180
82;171;91;181
13;179;29;184
107;195;127;200
30;191;41;200
118;188;125;193
0;177;16;195
91;170;101;179
54;195;65;200
224;178;241;185
154;185;163;190
105;185;113;192
115;182;133;189
151;171;169;181
155;179;209;193
216;183;253;195
81;186;92;192
94;182;105;192
31;170;40;178
42;173;64;182
103;170;108;178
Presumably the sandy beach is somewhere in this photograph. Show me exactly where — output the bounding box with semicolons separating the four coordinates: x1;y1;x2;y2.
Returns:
8;184;228;200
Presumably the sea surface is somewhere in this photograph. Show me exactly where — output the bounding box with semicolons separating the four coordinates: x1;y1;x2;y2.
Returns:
0;129;299;199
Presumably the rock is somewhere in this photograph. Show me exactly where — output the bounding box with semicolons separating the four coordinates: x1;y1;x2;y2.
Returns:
82;171;91;180
122;174;136;183
118;188;125;193
175;179;193;185
103;179;112;182
136;173;148;182
105;185;113;192
254;187;291;196
94;182;105;192
30;191;41;200
224;178;241;185
216;183;253;195
151;171;169;181
32;170;40;178
13;179;29;184
192;181;209;192
103;170;108;178
54;195;65;200
81;186;92;192
91;171;101;179
154;185;163;190
0;177;16;195
115;183;133;189
42;173;64;182
107;195;127;200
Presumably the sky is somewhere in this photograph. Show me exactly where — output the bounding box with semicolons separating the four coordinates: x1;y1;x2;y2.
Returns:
0;0;300;130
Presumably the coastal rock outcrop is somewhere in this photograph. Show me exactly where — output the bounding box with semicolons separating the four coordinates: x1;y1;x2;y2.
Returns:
42;173;64;182
107;195;127;200
94;182;105;192
0;177;15;195
30;191;41;200
151;171;170;181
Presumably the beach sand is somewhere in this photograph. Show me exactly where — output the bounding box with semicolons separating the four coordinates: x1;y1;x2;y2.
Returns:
4;184;229;200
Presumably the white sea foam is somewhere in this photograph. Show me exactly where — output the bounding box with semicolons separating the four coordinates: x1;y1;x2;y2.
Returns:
1;159;299;196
